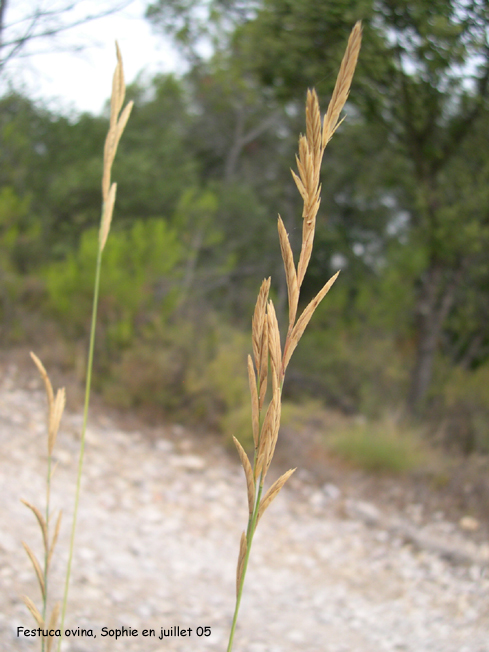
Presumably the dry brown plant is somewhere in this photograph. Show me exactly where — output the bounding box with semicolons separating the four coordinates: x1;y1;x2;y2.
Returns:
227;21;362;652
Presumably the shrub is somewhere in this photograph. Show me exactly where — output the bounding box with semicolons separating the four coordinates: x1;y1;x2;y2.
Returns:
326;416;426;473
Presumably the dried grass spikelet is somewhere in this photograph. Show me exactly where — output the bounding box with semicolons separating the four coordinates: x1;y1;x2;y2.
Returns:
30;352;66;458
322;21;362;148
252;277;271;409
236;532;247;597
99;181;117;253
306;87;323;177
266;300;282;379
256;468;296;525
100;41;134;253
255;372;281;483
21;500;47;551
277;216;299;331
46;603;60;652
30;352;54;414
22;541;45;598
262;386;281;481
233;437;255;515
22;595;44;628
247;355;260;449
282;270;340;373
293;121;322;288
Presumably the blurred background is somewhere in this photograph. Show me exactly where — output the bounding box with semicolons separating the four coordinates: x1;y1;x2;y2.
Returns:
1;0;489;501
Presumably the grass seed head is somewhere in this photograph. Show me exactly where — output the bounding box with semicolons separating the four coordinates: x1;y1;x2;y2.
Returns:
102;42;134;226
322;21;362;148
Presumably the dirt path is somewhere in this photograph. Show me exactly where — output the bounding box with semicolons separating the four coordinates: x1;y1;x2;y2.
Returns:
1;361;488;651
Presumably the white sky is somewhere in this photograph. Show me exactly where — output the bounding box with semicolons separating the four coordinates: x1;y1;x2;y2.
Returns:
1;0;182;116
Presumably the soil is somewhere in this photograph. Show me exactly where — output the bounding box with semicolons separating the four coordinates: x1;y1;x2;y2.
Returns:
1;348;488;651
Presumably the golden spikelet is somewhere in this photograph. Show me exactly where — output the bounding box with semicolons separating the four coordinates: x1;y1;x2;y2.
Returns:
252;278;271;408
277;216;299;330
255;376;280;482
256;468;296;525
49;387;66;456
254;400;274;480
233;437;255;515
111;42;125;127
262;393;281;481
46;603;60;652
100;42;134;252
236;532;247;597
306;88;323;178
21;500;48;553
258;316;268;409
103;42;130;201
252;278;270;367
22;542;45;599
283;271;340;373
247;355;260;449
322;21;362;148
266;301;282;379
22;596;44;628
30;352;65;456
99;181;117;252
30;353;54;416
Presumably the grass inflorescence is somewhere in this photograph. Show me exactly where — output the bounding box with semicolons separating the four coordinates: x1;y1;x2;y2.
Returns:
226;21;362;651
21;44;133;652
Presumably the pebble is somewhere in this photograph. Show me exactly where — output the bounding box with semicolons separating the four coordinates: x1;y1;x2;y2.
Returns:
460;515;480;531
169;454;206;470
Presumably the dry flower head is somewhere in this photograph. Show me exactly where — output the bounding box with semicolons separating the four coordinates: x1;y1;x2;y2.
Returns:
231;25;362;640
100;42;134;252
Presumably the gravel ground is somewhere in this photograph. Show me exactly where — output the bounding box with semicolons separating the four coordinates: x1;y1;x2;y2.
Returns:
1;362;488;652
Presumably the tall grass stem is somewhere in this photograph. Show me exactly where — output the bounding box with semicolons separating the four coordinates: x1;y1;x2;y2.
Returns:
57;241;103;651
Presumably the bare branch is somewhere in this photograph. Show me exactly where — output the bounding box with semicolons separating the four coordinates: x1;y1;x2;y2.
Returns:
0;0;132;73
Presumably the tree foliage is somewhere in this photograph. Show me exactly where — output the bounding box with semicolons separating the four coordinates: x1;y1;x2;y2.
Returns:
2;0;489;450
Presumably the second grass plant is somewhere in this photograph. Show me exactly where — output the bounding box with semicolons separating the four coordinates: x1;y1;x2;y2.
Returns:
57;44;133;650
226;22;362;651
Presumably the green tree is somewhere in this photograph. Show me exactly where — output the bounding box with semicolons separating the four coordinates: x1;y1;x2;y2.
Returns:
232;0;489;411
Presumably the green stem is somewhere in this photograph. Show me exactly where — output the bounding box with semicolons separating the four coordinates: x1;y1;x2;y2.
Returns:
41;456;52;652
227;374;286;651
58;242;103;652
226;482;264;652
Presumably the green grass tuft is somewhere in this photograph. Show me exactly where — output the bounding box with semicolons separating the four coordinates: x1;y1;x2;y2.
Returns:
326;418;425;473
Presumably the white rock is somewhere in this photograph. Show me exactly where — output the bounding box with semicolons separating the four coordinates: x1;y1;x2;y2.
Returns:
459;515;480;531
345;499;382;524
170;454;206;470
322;482;341;500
